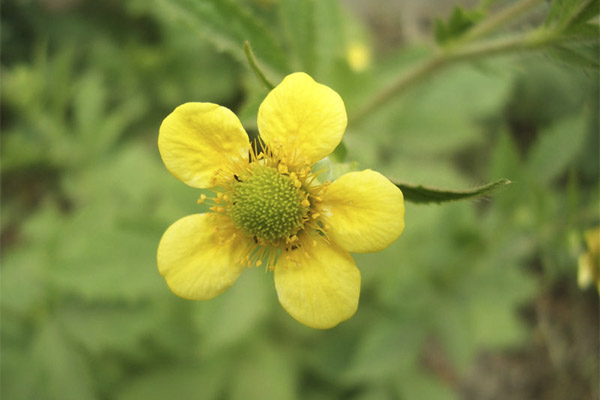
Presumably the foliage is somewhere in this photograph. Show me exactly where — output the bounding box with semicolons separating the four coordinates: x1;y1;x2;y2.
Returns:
1;0;598;399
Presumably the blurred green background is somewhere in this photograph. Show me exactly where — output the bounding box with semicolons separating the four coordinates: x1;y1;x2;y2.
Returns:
1;0;598;399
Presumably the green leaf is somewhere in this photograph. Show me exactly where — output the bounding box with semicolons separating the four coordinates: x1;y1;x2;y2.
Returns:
395;369;458;400
395;179;512;204
116;359;230;400
193;269;271;355
547;43;600;69
313;0;345;79
229;339;298;400
569;0;600;25
546;0;585;29
279;0;317;74
527;112;588;185
435;6;485;45
30;321;96;400
155;0;289;75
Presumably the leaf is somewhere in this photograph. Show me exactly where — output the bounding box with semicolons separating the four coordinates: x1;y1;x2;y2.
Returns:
116;360;230;400
155;0;288;75
395;179;512;204
395;370;458;400
546;0;586;29
193;269;271;355
552;0;600;27
569;0;600;25
527;111;588;185
344;318;425;383
313;0;345;79
435;6;485;45
30;321;96;400
279;0;317;75
228;339;298;400
547;43;600;69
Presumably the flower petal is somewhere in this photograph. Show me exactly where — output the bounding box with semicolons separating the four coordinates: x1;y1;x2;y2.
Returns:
258;73;347;165
159;103;250;188
274;238;360;329
157;213;247;300
322;169;405;253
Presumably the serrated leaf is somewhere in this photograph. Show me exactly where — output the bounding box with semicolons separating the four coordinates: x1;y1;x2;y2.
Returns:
435;6;485;45
395;179;511;204
155;0;288;75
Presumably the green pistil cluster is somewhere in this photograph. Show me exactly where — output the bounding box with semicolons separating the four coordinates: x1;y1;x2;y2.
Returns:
228;164;308;242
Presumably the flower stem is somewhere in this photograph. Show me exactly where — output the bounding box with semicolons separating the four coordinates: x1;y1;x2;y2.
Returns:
244;41;275;90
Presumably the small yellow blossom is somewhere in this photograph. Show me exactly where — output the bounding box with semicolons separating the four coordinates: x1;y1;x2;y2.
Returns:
346;42;371;73
578;226;600;292
157;72;405;329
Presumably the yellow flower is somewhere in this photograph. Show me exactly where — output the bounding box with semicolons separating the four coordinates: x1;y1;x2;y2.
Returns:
578;226;600;293
346;41;371;73
157;72;405;329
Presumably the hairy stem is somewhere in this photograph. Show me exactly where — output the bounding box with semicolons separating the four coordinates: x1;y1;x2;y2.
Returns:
350;0;548;126
244;41;275;90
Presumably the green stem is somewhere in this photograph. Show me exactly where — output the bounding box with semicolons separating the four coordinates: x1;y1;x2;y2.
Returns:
459;0;545;43
349;0;547;126
243;41;275;90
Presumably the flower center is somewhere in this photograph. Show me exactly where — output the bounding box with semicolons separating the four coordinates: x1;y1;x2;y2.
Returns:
228;164;309;242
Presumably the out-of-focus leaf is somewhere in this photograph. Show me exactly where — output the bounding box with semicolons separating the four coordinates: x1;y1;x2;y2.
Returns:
194;268;272;355
30;320;96;400
59;303;159;356
344;318;425;383
279;0;316;74
547;0;599;28
395;179;511;204
569;0;600;25
395;369;457;400
228;339;298;400
313;0;345;79
155;0;288;75
547;43;600;69
527;111;588;185
362;62;513;157
116;359;230;400
435;6;485;45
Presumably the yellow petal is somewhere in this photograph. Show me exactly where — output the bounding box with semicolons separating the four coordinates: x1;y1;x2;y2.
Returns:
158;103;250;188
258;73;347;165
157;213;247;300
322;169;405;253
274;238;360;329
